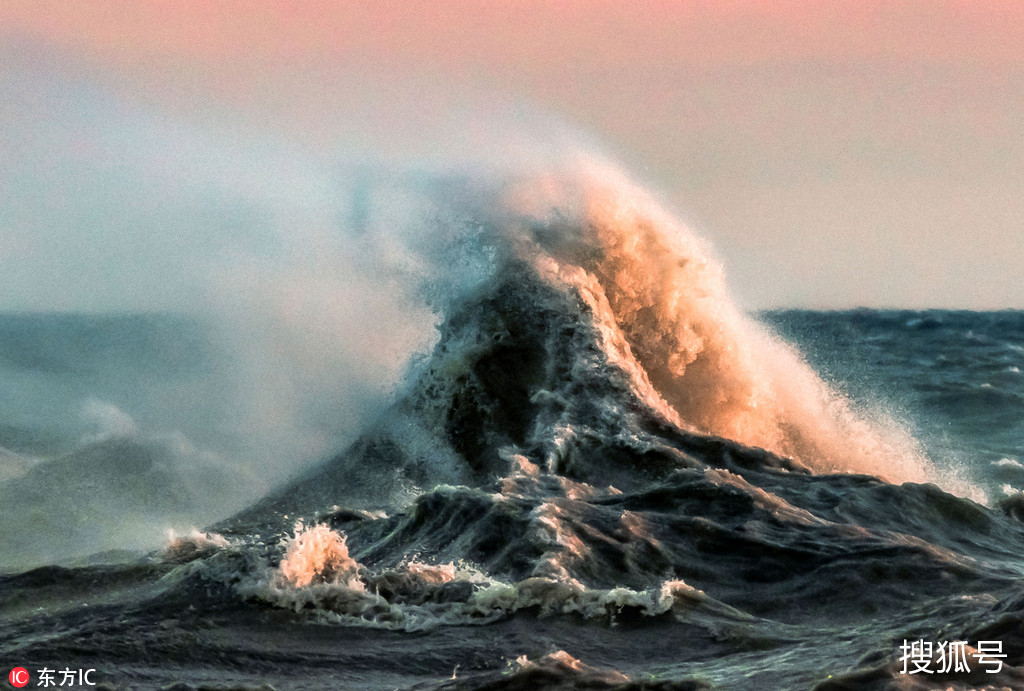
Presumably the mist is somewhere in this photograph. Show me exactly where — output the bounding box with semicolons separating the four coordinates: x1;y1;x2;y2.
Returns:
0;40;627;570
0;51;424;564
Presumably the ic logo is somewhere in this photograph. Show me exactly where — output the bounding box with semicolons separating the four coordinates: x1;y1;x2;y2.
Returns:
8;667;30;688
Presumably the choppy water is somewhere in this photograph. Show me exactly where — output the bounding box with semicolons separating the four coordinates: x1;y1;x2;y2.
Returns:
765;309;1024;499
3;170;1024;690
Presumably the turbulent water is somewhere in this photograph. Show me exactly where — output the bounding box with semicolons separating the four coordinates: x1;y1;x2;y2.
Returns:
3;168;1024;690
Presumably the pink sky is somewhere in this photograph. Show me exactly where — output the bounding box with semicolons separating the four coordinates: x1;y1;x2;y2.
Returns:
2;1;1023;308
5;1;1023;65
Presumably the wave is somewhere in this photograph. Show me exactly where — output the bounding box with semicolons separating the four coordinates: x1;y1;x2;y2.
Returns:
499;166;935;481
7;161;1020;690
240;161;934;522
0;406;258;572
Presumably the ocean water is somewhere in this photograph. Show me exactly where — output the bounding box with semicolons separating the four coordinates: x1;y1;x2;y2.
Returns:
3;169;1024;690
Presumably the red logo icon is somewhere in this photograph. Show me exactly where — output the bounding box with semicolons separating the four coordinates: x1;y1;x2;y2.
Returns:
9;667;30;688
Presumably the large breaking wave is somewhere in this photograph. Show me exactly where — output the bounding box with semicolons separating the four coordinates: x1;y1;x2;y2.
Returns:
5;158;1023;690
415;163;932;482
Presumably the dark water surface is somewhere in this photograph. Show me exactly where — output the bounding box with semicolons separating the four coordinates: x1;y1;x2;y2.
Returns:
4;295;1024;689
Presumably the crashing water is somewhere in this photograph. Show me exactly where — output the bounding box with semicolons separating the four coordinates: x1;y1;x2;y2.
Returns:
3;165;1024;689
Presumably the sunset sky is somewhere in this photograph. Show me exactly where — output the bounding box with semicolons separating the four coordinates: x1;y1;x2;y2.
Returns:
2;1;1023;309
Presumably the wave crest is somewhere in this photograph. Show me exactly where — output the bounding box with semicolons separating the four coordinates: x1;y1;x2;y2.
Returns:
456;162;931;482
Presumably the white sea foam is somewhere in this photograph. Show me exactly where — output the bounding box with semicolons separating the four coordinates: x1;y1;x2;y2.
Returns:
202;521;737;632
162;529;233;563
994;457;1023;469
0;445;36;483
